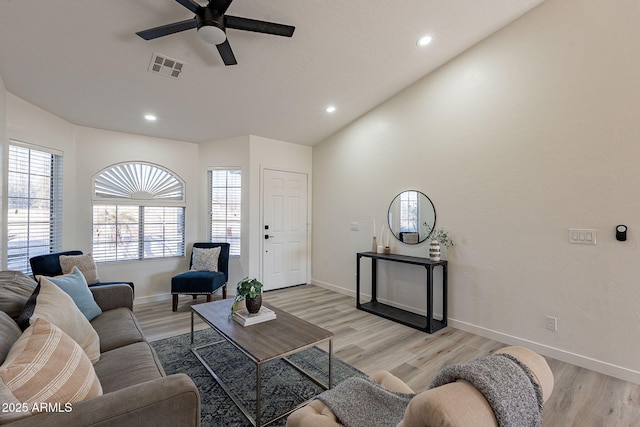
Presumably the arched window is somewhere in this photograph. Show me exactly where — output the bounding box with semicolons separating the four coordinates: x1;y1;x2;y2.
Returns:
92;162;185;262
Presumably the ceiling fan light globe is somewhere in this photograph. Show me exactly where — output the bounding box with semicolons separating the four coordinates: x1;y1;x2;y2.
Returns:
198;25;226;45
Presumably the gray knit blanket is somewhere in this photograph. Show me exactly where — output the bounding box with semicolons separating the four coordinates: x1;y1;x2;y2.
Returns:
429;353;544;427
316;376;415;427
315;353;542;427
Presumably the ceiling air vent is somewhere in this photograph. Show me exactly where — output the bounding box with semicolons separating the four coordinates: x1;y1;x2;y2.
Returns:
148;53;185;79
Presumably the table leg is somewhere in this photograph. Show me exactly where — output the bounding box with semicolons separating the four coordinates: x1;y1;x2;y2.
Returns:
426;265;434;333
371;258;378;302
329;339;333;388
356;254;361;308
190;311;194;345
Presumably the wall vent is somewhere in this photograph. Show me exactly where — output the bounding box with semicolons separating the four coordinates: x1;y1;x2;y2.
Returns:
148;53;185;79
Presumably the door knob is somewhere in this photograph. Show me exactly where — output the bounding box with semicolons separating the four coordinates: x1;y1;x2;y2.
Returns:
265;235;275;239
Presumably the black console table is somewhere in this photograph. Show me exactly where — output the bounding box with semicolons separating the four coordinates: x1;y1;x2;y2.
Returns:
356;252;448;333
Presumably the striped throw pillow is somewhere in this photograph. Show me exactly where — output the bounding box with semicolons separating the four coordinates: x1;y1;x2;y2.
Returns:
0;318;102;416
17;278;100;364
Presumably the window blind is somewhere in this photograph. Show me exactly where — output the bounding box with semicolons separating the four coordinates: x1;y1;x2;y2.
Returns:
92;162;185;262
209;169;241;256
6;142;63;274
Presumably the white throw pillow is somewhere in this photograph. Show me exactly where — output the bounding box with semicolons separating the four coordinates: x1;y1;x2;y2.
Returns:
190;247;221;272
59;254;100;284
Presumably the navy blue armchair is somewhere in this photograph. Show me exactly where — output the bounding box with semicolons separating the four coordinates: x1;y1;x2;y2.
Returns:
29;250;135;293
171;242;230;312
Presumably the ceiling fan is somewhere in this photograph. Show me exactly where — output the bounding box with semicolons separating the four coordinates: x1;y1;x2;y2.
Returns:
135;0;295;66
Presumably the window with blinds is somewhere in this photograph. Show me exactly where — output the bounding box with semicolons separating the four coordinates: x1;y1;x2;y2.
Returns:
92;162;185;262
209;169;241;256
6;142;63;274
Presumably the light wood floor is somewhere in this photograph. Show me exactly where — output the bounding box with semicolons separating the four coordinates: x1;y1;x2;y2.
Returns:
135;285;640;426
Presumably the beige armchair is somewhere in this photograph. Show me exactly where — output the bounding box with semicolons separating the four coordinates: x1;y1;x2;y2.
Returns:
286;346;554;427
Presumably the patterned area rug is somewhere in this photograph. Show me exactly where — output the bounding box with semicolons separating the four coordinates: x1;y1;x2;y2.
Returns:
151;328;365;427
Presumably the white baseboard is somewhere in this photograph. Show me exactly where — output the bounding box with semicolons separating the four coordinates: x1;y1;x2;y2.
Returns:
449;319;640;385
310;279;640;385
310;279;354;297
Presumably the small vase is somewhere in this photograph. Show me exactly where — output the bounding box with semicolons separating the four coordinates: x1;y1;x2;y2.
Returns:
429;240;441;261
245;294;262;314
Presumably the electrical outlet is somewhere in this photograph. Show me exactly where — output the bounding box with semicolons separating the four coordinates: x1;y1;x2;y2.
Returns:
545;316;558;332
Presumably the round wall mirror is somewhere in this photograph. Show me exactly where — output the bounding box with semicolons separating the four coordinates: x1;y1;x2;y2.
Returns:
387;190;436;244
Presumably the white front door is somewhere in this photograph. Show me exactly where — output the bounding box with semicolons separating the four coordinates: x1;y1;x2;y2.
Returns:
262;169;308;291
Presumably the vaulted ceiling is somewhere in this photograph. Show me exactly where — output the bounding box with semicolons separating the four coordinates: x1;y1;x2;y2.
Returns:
0;0;544;145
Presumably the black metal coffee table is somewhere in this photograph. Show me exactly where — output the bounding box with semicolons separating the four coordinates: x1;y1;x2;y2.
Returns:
191;299;333;427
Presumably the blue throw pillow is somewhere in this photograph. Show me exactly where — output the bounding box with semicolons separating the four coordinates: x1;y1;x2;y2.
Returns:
39;267;102;321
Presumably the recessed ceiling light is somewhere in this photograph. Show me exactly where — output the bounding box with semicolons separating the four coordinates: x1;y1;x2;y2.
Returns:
417;35;433;47
144;114;157;121
325;105;336;113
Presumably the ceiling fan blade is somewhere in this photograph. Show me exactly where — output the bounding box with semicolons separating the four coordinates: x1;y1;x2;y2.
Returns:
216;39;237;66
209;0;234;14
225;15;295;37
175;0;201;13
136;19;197;40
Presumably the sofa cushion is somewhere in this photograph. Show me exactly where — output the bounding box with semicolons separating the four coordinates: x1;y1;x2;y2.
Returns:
38;267;102;321
59;253;100;284
0;318;102;415
0;312;22;366
90;307;145;353
0;271;37;320
17;279;100;364
93;341;165;393
190;246;221;271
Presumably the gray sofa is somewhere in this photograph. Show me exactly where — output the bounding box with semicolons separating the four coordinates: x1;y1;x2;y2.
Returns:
0;270;200;426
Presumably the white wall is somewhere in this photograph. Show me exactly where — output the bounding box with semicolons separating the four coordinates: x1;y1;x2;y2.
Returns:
200;135;313;289
3;93;201;301
248;136;313;284
312;0;640;384
74;126;200;300
5;93;78;247
2;89;312;302
199;135;251;288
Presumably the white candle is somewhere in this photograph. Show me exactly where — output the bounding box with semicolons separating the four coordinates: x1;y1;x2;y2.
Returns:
373;219;376;236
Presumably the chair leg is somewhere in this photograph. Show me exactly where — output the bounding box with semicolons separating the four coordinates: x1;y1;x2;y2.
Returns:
207;294;213;303
223;284;227;299
172;294;178;312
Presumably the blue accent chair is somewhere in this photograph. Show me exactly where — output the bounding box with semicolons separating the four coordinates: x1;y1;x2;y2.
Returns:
171;242;230;312
29;250;135;293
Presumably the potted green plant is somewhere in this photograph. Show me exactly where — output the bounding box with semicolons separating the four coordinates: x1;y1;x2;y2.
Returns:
423;222;455;248
231;277;264;314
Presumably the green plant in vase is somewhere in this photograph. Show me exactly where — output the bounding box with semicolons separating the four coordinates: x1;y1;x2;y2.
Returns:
231;277;264;314
424;223;455;248
423;222;454;261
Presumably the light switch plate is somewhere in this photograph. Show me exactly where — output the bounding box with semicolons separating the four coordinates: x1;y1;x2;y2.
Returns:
569;228;596;245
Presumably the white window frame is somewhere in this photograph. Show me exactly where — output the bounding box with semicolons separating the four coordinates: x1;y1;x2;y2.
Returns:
4;140;63;274
208;168;241;256
92;162;186;262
